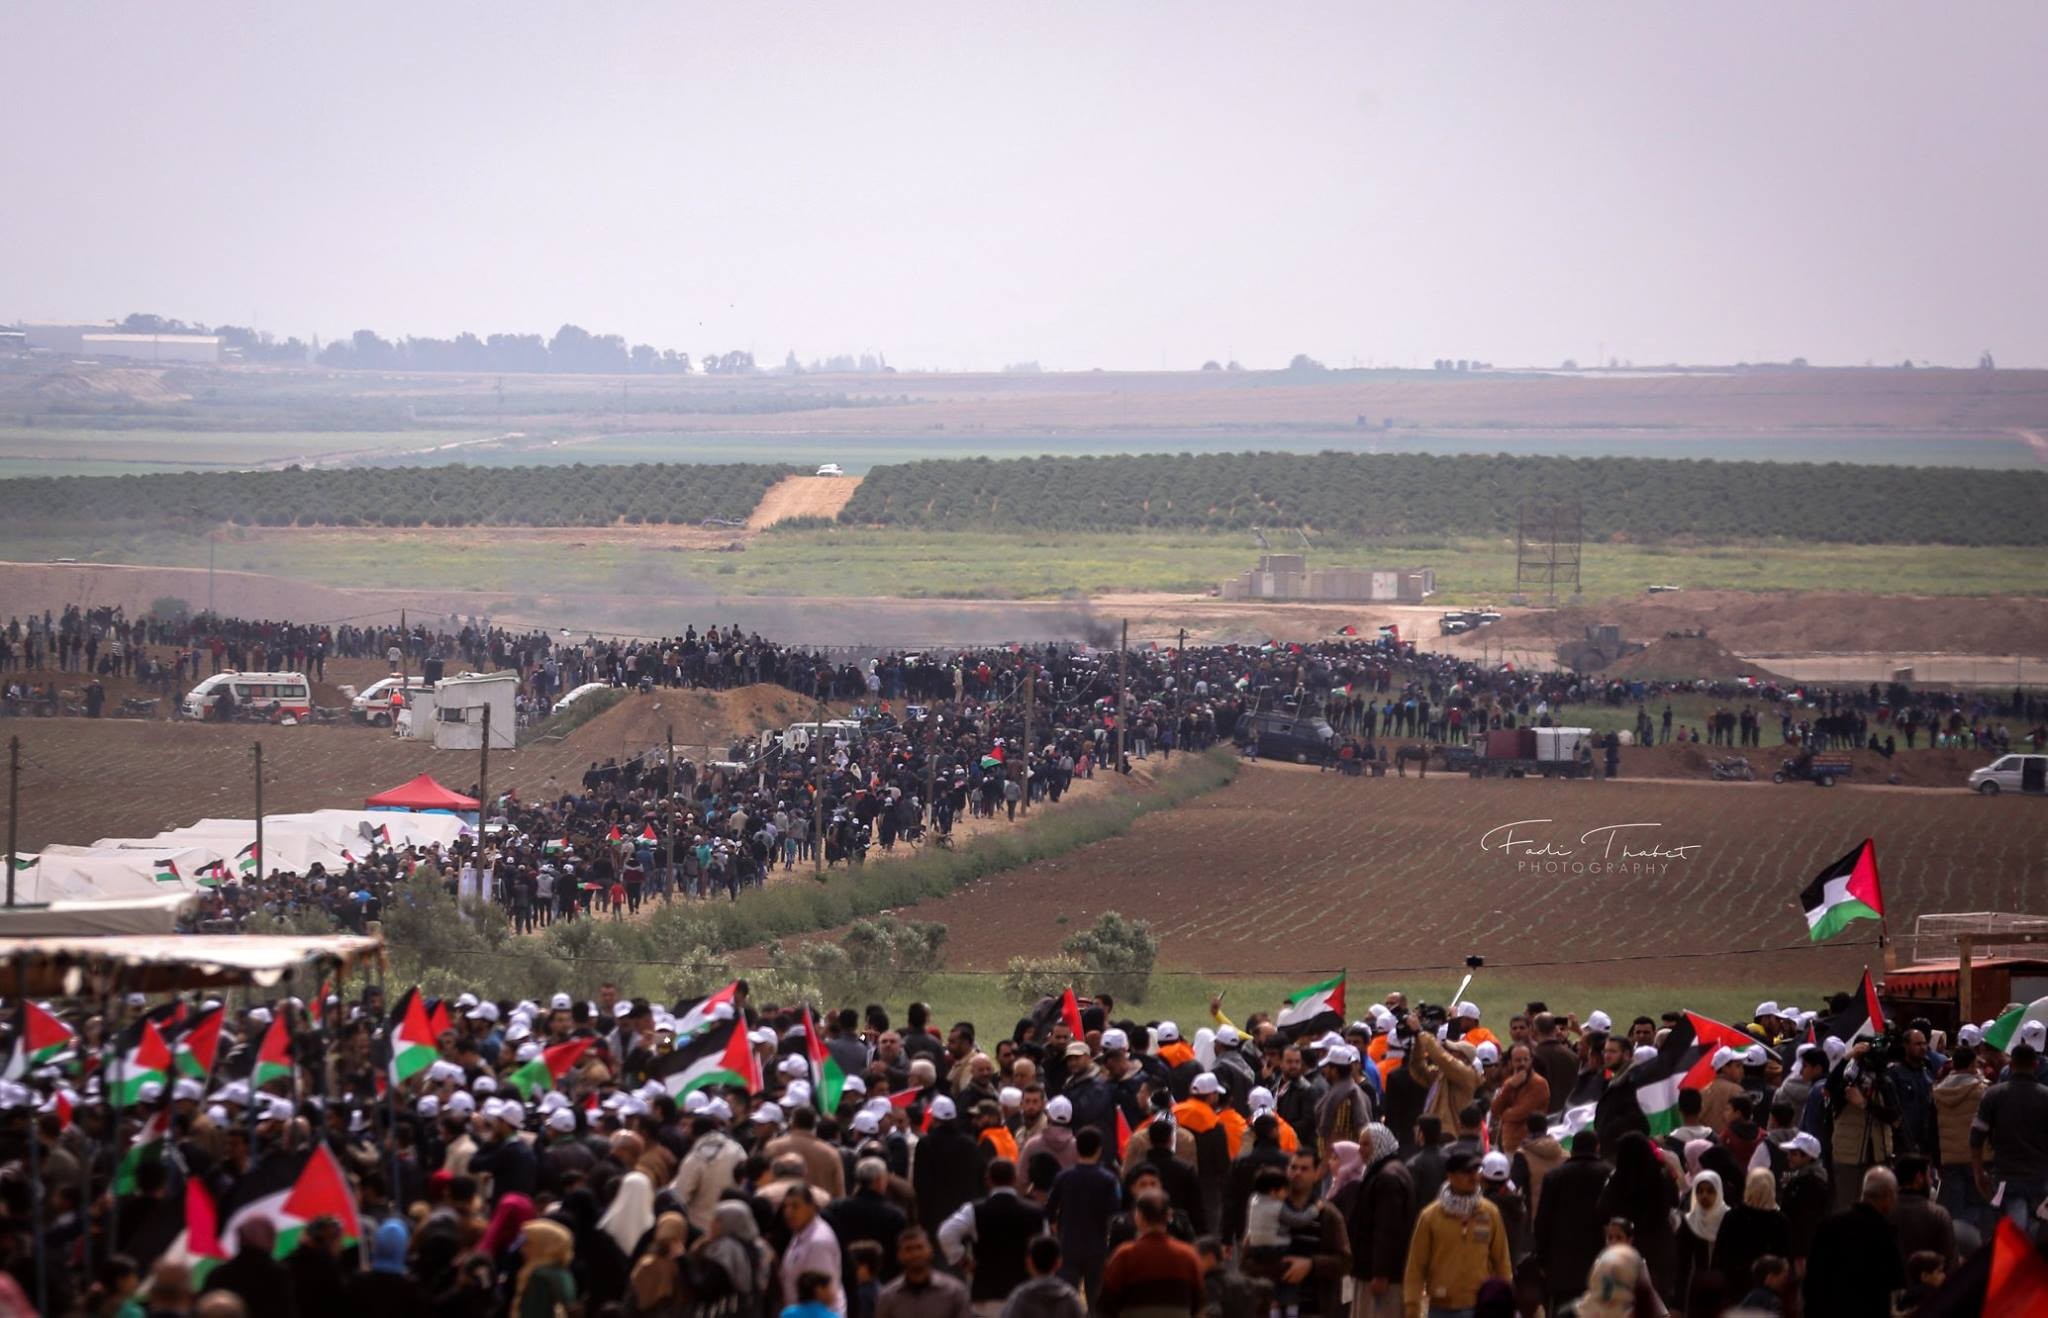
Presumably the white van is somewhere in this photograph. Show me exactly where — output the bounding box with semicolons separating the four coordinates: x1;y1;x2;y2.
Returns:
1968;753;2048;796
350;676;432;725
816;463;845;477
181;671;313;721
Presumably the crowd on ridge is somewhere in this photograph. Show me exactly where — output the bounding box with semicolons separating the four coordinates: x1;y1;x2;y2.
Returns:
1;977;2042;1317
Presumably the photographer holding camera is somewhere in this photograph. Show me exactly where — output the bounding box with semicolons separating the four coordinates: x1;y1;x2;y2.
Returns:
1825;1034;1905;1211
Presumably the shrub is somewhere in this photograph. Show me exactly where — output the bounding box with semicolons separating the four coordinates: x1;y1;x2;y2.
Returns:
841;916;947;999
661;944;738;1007
1002;954;1086;1010
148;595;192;622
1061;911;1159;1004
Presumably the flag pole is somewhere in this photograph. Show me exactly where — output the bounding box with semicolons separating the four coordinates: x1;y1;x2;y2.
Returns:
16;963;46;1316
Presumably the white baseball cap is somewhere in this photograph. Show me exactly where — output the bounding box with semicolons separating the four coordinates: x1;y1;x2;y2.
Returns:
1100;1028;1129;1053
682;1092;709;1114
999;1086;1023;1110
1790;1132;1823;1159
1215;1025;1242;1046
416;1095;441;1119
137;1081;165;1106
928;1095;957;1122
1189;1072;1221;1096
1584;1011;1613;1033
1156;1022;1181;1044
516;1042;541;1064
247;1007;273;1025
473;1075;498;1094
842;1076;867;1096
613;1001;633;1018
852;1110;881;1135
549;993;573;1011
777;1055;808;1078
497;1100;526;1127
1959;1024;1984;1046
785;1081;813;1108
1480;1152;1511;1181
455;993;480;1009
705;1097;733;1122
1248;1086;1275;1112
447;1092;476;1115
172;1078;205;1103
539;1092;570;1114
1046;1095;1073;1124
546;1108;576;1133
752;1102;785;1126
1755;1001;1781;1019
1633;1045;1659;1066
1455;1002;1481;1021
1743;1045;1768;1067
481;1098;504;1121
466;1002;500;1023
1710;1046;1741;1071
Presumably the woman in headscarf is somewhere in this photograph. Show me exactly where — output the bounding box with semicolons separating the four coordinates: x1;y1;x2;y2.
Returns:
602;1170;660;1257
352;1218;431;1317
1337;1123;1411;1318
1672;1169;1726;1307
629;1212;693;1317
688;1200;767;1318
479;1194;537;1272
515;1218;578;1318
1328;1140;1365;1195
1573;1244;1665;1318
558;1186;633;1311
1596;1133;1678;1304
1709;1167;1791;1307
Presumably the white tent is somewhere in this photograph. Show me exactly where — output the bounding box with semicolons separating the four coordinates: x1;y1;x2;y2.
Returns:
9;851;208;902
0;891;193;936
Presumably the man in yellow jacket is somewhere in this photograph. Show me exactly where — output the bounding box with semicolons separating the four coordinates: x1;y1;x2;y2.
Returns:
1403;1150;1511;1318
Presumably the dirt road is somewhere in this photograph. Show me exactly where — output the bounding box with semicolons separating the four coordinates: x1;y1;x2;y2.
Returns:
746;475;862;530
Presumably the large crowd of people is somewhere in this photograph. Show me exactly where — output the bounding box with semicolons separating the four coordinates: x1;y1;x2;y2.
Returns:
2;978;2040;1317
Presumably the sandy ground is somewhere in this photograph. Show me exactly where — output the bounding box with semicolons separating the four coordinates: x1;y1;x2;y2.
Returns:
856;761;2043;984
746;475;862;530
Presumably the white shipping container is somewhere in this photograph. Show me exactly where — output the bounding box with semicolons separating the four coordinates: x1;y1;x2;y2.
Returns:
1534;727;1595;762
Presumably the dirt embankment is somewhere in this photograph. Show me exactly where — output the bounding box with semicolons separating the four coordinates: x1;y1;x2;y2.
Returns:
1477;591;2048;658
1604;636;1791;683
747;475;861;530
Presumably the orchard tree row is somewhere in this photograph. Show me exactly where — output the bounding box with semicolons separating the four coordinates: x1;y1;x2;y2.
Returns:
0;463;794;530
838;451;2048;546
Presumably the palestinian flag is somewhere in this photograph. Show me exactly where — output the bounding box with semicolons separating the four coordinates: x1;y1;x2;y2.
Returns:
114;1109;172;1194
801;1006;845;1112
109;1016;175;1106
251;1014;294;1089
1594;1012;1754;1138
1060;988;1087;1043
544;838;566;855
1554;1101;1598;1152
3;999;77;1080
648;1017;760;1099
1818;970;1887;1044
673;980;741;1039
370;822;392;845
41;1089;73;1132
236;842;260;874
378;987;438;1088
507;1038;593;1100
427;998;454;1043
173;1005;225;1080
217;1143;362;1261
1984;995;2048;1053
153;858;182;884
1275;973;1346;1041
639;825;659;847
607;825;624;844
1800;839;1884;941
1115;1106;1132;1159
1915;1216;2048;1317
195;859;228;888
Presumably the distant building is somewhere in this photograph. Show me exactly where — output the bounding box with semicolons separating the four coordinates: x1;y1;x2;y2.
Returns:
0;329;25;354
17;323;221;363
79;333;221;364
1217;554;1435;603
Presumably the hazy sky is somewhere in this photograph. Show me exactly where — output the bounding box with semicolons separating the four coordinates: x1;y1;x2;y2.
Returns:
5;5;2044;371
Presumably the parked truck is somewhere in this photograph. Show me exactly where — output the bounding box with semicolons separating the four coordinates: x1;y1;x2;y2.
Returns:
1470;725;1596;778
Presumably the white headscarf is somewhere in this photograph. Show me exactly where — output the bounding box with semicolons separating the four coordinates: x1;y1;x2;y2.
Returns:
1684;1169;1727;1243
599;1170;657;1255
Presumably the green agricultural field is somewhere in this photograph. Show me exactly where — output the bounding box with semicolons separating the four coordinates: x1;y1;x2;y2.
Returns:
0;524;2038;604
0;426;490;475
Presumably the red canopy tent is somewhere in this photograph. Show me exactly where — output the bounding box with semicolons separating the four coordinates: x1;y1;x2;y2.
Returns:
364;773;479;812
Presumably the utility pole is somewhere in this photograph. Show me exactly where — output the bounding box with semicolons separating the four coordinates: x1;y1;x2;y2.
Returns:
253;741;264;886
207;535;216;617
924;705;940;839
1114;620;1128;772
811;694;827;876
5;737;18;907
1020;661;1035;815
477;703;491;831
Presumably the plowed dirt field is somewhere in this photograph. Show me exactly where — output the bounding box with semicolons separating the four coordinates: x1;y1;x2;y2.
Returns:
895;763;2048;986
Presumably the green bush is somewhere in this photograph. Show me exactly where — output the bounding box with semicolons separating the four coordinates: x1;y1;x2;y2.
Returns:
1061;911;1159;1004
1002;954;1086;1010
841;916;948;999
